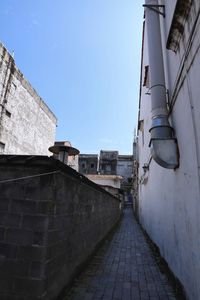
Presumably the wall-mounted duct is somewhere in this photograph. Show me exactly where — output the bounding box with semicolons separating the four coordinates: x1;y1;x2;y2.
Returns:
144;0;179;169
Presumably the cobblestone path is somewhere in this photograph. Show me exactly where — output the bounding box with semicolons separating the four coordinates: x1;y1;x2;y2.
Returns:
62;207;177;300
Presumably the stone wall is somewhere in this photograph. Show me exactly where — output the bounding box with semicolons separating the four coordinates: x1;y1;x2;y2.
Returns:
0;43;57;155
0;155;121;300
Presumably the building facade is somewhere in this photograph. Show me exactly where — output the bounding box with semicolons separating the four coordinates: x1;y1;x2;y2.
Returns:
99;150;118;175
79;150;133;182
117;154;133;202
117;155;133;184
0;43;57;155
78;154;98;174
137;1;200;299
79;150;134;200
86;174;123;198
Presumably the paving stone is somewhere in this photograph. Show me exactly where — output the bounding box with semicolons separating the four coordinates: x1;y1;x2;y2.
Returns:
63;207;178;300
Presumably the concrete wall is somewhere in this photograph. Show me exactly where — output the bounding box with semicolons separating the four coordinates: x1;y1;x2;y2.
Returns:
117;155;133;182
86;174;122;189
0;155;121;300
138;1;200;299
0;43;57;155
99;150;118;175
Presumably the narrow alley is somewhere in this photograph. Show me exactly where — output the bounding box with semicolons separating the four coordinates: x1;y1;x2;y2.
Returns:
62;207;178;300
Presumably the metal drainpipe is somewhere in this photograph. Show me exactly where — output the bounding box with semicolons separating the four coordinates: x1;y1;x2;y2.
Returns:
144;0;179;169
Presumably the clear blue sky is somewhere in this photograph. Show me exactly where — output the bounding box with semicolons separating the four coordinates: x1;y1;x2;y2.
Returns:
0;0;143;154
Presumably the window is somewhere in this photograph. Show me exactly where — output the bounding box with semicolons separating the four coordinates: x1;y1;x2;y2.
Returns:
90;163;95;169
81;163;86;169
138;120;144;146
143;65;149;87
105;165;111;172
12;82;17;90
5;110;11;118
0;141;5;153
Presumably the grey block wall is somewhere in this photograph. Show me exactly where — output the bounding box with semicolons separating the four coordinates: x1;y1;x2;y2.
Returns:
0;155;121;300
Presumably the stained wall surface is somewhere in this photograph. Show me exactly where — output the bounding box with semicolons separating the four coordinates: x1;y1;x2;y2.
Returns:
138;1;200;299
0;155;121;300
0;43;57;155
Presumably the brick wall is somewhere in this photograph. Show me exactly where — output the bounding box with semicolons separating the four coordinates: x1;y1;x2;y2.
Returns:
0;155;121;300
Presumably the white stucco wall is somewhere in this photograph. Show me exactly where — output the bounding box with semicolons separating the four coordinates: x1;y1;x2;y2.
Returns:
138;1;200;299
117;156;133;181
86;174;122;189
0;43;57;155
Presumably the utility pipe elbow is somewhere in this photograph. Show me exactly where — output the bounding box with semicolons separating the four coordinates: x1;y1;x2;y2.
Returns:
150;138;179;169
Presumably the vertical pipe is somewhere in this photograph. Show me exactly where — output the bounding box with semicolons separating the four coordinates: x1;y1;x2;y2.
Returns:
58;151;68;164
144;0;179;169
145;0;168;118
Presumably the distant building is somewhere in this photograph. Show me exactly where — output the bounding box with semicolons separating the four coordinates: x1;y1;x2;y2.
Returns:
117;155;133;183
117;154;133;203
78;154;98;174
86;174;123;199
99;150;118;175
0;43;57;155
79;150;134;200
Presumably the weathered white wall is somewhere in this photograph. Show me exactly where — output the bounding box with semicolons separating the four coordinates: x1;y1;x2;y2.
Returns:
138;1;200;299
68;155;79;171
86;174;122;189
117;156;133;181
0;43;57;155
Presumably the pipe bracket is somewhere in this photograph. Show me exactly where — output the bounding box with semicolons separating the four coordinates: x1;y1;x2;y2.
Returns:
143;4;165;17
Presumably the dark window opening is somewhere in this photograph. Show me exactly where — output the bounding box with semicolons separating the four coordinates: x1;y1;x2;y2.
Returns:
12;82;17;90
105;165;111;172
143;65;149;87
5;110;11;117
90;163;95;168
0;141;5;153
